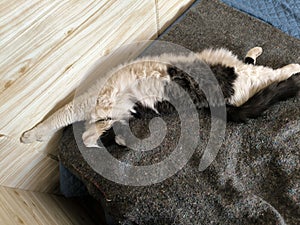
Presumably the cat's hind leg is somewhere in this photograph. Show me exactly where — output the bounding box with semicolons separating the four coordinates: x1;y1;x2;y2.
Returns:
278;63;300;80
244;47;263;65
227;72;300;122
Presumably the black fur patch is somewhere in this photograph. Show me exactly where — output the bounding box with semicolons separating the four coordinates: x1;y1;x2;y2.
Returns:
244;57;255;64
227;73;300;122
167;63;237;108
208;64;237;98
167;65;208;109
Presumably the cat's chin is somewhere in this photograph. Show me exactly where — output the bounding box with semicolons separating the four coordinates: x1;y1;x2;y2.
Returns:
82;127;102;148
115;135;127;146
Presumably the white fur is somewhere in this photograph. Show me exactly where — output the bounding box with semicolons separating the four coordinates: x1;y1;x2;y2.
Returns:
229;63;300;106
21;47;300;147
197;48;300;106
196;48;242;67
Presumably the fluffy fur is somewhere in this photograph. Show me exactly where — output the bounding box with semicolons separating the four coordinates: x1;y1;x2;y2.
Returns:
21;47;300;147
227;72;300;122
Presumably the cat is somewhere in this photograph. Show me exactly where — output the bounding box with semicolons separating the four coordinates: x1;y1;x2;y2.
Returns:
20;47;300;147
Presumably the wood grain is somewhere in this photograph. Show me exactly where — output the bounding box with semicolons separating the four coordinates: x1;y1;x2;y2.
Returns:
157;0;195;34
0;0;195;223
0;0;195;193
0;186;97;225
0;0;157;192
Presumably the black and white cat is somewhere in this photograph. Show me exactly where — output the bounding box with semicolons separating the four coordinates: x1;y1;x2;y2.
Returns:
21;47;300;147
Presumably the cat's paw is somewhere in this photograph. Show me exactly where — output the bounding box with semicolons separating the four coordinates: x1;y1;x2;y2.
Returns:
82;126;101;148
21;128;48;143
249;47;263;57
289;63;300;73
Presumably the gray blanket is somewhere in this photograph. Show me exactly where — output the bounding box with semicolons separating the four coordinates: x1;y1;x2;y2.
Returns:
59;0;300;224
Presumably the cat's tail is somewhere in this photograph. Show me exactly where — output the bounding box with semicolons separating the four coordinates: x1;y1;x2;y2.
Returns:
227;73;300;122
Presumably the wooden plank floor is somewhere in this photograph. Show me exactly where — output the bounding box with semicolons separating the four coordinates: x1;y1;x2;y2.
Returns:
0;0;195;224
157;0;195;34
0;186;98;225
0;0;194;193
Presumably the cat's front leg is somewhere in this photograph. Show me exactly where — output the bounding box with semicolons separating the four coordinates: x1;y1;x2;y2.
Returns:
82;120;113;148
244;47;263;65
